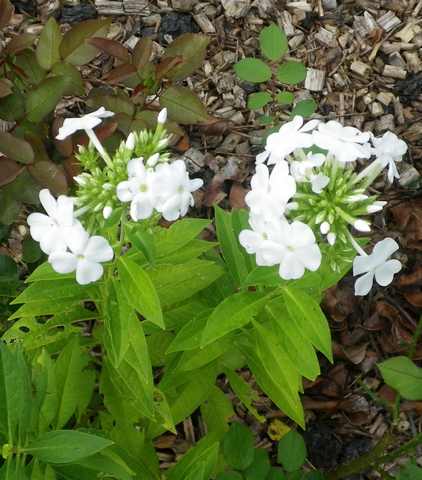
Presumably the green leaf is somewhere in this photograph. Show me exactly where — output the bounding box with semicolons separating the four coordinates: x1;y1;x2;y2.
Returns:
164;33;210;80
291;98;317;118
217;473;243;480
215;206;249;286
276;61;307;85
26;430;113;464
277;430;307;472
234;58;272;83
148;259;223;310
14;50;46;86
103;279;131;367
26;76;68;122
201;291;269;347
282;286;332;361
396;461;422;480
259;24;288;61
54;336;95;428
51;62;85;96
166;309;211;353
87;91;135;117
118;256;164;328
0;344;32;444
36;17;62;70
28;161;68;195
276;91;294;105
244;449;271;480
0;254;17;280
0;92;25;121
225;370;264;422
247;92;272;110
166;435;220;480
201;386;234;436
223;422;255;470
378;356;422;400
244;323;304;427
60;18;112;65
267;467;287;480
266;296;320;381
160;86;210;124
0;132;34;164
22;238;42;263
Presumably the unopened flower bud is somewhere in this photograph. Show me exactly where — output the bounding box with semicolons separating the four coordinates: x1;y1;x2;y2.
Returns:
327;232;336;245
103;206;113;219
320;221;330;235
147;153;160;167
367;201;386;213
157;108;167;125
354;219;371;232
126;132;136;150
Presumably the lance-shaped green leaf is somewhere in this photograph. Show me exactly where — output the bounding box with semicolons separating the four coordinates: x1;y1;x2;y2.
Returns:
36;17;62;70
259;23;288;61
282;286;332;361
118;256;164;328
201;290;270;347
26;430;113;464
51;62;85;96
26;76;68;122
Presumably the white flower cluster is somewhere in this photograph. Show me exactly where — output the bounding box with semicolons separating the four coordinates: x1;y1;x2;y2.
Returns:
116;157;203;222
27;108;202;285
240;116;407;295
27;190;113;285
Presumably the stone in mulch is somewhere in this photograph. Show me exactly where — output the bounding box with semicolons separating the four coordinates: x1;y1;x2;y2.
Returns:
60;3;97;23
158;12;200;42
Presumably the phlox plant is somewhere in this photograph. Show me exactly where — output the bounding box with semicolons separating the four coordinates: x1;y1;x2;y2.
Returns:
0;108;407;479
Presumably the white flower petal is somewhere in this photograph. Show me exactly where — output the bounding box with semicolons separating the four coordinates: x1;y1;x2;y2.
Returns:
39;189;57;217
130;196;154;221
84;236;114;263
279;252;305;280
116;181;134;202
49;252;78;274
76;259;103;285
374;259;401;287
354;272;374;296
66;225;90;255
372;238;399;264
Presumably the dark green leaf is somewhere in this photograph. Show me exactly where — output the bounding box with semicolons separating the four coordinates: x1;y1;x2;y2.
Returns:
276;61;307;85
160;86;210;124
0;132;34;164
14;50;46;85
277;430;307;472
259;24;288;61
244;449;271;480
28;161;68;195
26;430;113;464
22;238;42;263
133;37;153;70
0;92;25;121
217;473;243;480
267;467;287;480
60;18;112;65
51;62;85;96
164;33;210;80
26;77;68;122
36;17;62;70
0;254;17;279
223;422;254;470
234;58;272;83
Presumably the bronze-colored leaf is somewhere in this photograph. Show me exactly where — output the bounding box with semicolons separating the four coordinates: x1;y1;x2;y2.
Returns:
132;37;153;70
163;33;210;81
103;63;137;85
52;117;74;157
0;156;24;186
0;79;13;99
0;0;14;29
155;56;183;81
28;160;68;194
88;37;130;62
160;86;211;125
24;132;50;163
0;132;34;164
5;34;36;56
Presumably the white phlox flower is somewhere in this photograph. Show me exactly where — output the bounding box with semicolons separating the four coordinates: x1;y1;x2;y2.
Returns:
353;237;402;296
27;189;80;255
290;153;328;193
245;162;296;219
371;131;407;183
277;220;322;280
56;107;114;163
313;120;371;163
49;225;113;285
157;108;168;124
154;160;203;221
239;215;286;267
256;116;319;165
116;158;157;221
